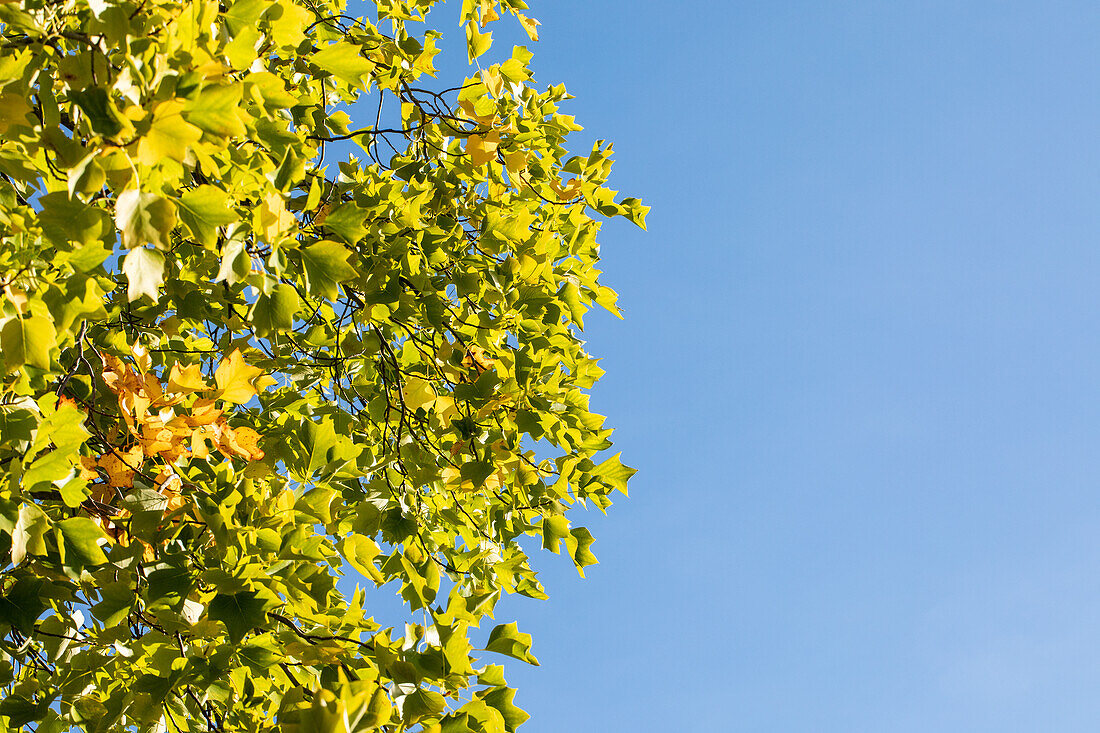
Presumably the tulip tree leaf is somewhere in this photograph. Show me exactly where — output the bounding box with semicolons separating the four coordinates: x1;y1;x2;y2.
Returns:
57;517;108;567
122;247;165;302
301;240;355;300
207;591;273;644
178;185;237;247
0;2;645;730
483;623;539;666
2;317;55;371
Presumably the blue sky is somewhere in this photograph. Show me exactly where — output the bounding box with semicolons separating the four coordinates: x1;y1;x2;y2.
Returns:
343;1;1100;730
443;2;1100;731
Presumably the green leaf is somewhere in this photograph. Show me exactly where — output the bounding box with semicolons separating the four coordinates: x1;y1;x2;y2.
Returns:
320;203;368;244
0;694;47;727
115;190;177;250
466;22;492;63
251;283;300;335
481;687;529;732
239;636;280;672
22;449;74;492
177;185;236;248
11;505;48;565
401;687;445;725
57;517;108;567
44;272;108;333
67;151;105;197
592;452;635;495
557;279;587;329
224;0;266;33
207;591;273;644
91;581;134;626
34;395;90;455
37;192;112;247
483;622;539;665
70;88;124;138
301;240;356;300
295;486;336;524
0;577;46;634
312;42;375;88
145;566;192;608
2;316;56;371
139;107;202;164
122;247;165;302
454;700;506;733
215;239;250;285
298;417;338;476
184;84;246;137
270;147;305;191
540;514;569;554
564;527;598;577
341;535;383;584
460;460;496;488
266;0;311;48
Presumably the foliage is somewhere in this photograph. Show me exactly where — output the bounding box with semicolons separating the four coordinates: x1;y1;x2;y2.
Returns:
0;0;645;730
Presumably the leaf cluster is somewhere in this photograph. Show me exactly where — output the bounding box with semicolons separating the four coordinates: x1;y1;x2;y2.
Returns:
0;0;644;730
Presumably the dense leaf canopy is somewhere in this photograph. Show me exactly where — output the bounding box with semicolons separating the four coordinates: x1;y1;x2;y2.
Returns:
0;0;645;730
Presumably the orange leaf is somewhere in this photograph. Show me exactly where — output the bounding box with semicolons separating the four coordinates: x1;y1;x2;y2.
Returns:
185;398;224;427
550;177;583;201
168;363;209;393
79;455;100;482
215;423;265;461
101;354;142;396
99;446;144;488
163;492;188;513
462;345;495;372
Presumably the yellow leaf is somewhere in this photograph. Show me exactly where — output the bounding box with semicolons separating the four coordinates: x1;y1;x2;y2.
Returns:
441;465;468;490
466;130;500;167
163;492;188;513
214;349;263;404
131;342;151;373
79;455;100;482
101;354;141;396
168;363;209;393
136;100;202;166
0;91;31;133
275;489;296;515
480;3;499;25
258;192;296;241
3;285;27;314
482;66;504;98
433;395;459;423
402;376;436;412
504;150;528;177
551;177;583;201
191;425;213;459
516;13;540;42
459;98;497;126
232;426;264;460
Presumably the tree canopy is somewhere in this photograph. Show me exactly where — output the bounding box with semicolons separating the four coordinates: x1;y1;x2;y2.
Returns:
0;0;645;730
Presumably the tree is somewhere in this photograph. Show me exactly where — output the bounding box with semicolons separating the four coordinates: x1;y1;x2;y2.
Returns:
0;0;646;729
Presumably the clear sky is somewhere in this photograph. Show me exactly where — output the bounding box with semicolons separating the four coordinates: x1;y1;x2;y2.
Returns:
449;2;1100;731
343;2;1100;730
